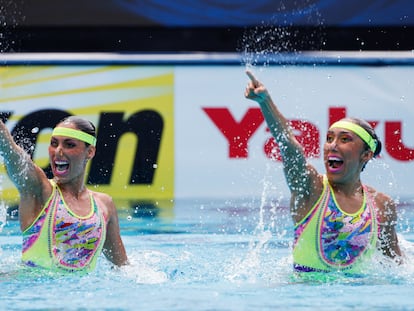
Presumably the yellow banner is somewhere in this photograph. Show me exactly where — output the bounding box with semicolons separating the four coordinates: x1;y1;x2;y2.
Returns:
0;65;174;207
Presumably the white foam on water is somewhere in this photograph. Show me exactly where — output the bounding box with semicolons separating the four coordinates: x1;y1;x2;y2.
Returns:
119;250;170;284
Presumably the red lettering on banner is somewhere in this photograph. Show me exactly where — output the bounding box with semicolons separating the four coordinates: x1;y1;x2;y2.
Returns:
203;106;412;162
328;106;379;130
385;121;414;161
329;106;346;125
203;107;264;158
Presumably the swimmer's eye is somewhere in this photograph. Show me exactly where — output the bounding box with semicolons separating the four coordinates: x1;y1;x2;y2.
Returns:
326;133;353;144
339;135;353;143
49;138;78;148
65;141;76;148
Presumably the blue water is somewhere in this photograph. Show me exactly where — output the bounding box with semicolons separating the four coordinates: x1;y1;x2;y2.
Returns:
1;198;414;311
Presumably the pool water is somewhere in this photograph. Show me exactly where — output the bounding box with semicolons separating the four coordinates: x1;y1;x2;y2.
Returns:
1;198;414;310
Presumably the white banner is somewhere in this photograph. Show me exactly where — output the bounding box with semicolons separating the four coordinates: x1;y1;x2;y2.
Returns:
1;57;413;203
175;65;414;200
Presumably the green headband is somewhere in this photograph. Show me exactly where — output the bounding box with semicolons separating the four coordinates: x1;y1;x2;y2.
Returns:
329;120;376;152
52;127;97;146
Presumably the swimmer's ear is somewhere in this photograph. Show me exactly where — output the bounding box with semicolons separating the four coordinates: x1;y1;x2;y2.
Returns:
87;145;96;159
361;149;374;162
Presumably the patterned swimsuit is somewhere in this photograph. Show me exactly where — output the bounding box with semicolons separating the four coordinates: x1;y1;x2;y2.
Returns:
293;176;379;273
22;181;106;272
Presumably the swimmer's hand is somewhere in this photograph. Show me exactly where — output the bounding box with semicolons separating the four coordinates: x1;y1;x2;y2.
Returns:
244;70;270;104
246;70;259;87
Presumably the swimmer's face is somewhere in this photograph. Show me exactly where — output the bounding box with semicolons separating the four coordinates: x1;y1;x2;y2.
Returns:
49;123;95;182
323;127;371;180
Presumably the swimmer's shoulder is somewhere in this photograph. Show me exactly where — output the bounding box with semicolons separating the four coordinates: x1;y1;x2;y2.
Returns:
364;185;393;204
88;190;116;220
364;185;397;222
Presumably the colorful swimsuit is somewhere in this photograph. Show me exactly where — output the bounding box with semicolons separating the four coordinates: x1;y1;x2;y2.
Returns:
22;181;106;272
293;176;378;274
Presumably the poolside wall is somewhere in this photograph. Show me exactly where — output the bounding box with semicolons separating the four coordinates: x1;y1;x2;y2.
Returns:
0;52;413;205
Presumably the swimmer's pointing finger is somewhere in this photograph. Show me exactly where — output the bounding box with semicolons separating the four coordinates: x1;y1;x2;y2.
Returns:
245;70;269;102
246;70;259;87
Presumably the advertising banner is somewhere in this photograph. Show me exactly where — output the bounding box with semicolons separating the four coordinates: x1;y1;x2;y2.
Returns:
1;61;413;207
0;65;174;207
175;65;414;202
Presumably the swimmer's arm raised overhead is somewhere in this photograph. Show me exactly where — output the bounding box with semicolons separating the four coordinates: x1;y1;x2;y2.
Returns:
244;70;317;197
0;120;47;197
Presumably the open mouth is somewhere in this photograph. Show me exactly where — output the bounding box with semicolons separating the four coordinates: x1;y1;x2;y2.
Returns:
55;160;69;174
327;156;344;172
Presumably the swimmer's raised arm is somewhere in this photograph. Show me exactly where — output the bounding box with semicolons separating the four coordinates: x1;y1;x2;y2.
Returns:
244;70;319;199
0;120;47;197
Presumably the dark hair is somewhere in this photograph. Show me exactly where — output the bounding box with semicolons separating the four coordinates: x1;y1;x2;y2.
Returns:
343;117;382;158
341;117;381;172
57;116;96;146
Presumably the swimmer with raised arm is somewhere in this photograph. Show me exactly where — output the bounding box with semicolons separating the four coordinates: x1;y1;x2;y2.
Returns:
0;116;128;272
244;70;402;273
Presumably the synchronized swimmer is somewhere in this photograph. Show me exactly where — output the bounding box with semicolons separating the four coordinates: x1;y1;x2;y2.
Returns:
0;116;128;272
244;70;402;273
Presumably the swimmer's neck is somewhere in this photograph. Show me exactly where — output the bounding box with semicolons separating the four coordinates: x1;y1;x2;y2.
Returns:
328;179;363;197
54;177;88;199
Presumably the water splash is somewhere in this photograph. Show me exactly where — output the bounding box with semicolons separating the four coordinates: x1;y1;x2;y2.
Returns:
0;200;6;233
238;1;325;68
0;166;4;235
225;163;280;283
241;26;296;68
119;250;170;284
0;0;23;53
